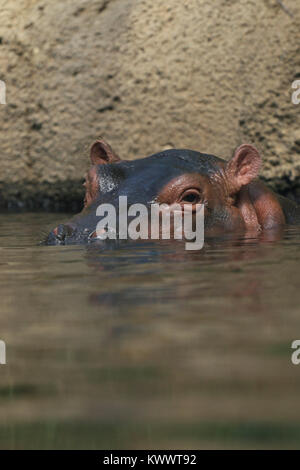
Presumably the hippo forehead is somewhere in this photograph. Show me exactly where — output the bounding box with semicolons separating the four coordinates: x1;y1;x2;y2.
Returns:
95;149;225;203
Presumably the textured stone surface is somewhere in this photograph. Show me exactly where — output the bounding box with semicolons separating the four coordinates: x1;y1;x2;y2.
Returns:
0;0;299;209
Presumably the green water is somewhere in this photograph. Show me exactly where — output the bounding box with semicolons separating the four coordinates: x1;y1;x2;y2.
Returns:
0;212;300;449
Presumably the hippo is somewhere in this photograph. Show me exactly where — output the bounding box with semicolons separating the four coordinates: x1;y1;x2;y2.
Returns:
46;138;300;245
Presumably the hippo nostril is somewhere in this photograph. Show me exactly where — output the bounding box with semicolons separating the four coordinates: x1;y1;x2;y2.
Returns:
54;224;75;242
55;225;66;241
45;223;76;245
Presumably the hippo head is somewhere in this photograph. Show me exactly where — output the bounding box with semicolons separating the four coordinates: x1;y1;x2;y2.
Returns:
46;138;263;245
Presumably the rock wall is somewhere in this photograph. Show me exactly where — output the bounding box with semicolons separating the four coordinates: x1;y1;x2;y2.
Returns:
0;0;299;209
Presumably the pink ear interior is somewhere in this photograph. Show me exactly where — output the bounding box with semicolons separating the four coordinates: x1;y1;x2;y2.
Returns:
90;139;120;165
226;144;262;192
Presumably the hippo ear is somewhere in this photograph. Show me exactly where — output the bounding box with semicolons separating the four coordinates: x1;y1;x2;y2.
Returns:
225;144;262;193
90;138;121;165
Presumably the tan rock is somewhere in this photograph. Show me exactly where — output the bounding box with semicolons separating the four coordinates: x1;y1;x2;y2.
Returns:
0;0;299;208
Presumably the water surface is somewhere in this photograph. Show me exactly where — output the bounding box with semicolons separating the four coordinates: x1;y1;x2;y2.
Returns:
0;213;300;449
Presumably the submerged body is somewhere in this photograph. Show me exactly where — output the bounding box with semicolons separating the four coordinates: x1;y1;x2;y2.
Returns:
46;139;300;245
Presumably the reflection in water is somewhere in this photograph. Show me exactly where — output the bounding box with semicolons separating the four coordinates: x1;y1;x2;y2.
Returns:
0;213;299;449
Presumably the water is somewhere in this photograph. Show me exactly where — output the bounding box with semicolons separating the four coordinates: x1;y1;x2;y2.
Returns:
0;212;300;449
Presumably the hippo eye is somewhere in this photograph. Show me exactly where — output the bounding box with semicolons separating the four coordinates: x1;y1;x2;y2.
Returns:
180;189;201;204
183;193;198;203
